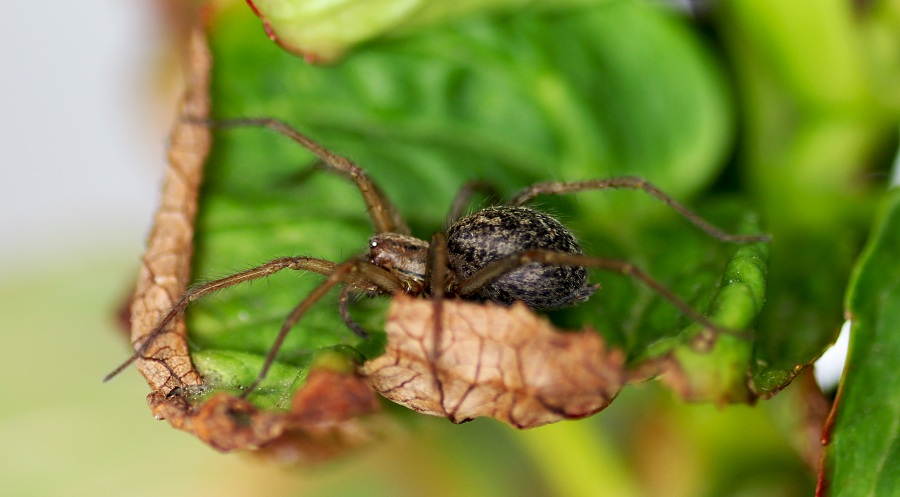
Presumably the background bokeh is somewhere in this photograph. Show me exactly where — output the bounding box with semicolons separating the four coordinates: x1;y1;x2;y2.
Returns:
1;1;843;496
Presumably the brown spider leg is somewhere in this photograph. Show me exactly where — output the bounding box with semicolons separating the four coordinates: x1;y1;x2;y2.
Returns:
185;116;409;235
424;233;451;358
338;285;370;339
456;249;750;339
423;232;451;412
104;256;348;382
445;180;501;226
243;259;404;397
508;176;771;244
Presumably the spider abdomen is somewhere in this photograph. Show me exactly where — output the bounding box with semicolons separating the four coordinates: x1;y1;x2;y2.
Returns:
447;206;595;309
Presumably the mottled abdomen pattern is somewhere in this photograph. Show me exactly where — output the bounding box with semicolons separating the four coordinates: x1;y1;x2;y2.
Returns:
447;206;595;309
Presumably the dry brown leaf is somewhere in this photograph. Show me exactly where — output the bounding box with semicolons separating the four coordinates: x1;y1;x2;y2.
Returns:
129;27;209;394
123;26;384;460
361;293;627;429
149;368;381;462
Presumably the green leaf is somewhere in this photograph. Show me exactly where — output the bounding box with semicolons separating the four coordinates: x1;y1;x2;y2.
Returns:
664;216;769;403
193;0;756;409
245;0;606;62
820;187;900;496
713;0;896;393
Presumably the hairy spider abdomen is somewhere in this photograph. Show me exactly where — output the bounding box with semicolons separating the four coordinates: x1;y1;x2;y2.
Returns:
447;206;595;309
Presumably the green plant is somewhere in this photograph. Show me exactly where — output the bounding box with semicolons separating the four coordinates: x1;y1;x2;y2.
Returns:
127;0;900;494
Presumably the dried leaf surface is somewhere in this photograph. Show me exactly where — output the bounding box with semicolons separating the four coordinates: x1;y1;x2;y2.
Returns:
129;28;210;394
149;368;381;462
362;293;626;429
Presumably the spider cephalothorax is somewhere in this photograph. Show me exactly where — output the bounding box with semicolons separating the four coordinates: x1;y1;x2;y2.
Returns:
368;232;429;293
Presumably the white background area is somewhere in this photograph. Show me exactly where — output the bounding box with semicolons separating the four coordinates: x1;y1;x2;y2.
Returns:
0;2;162;279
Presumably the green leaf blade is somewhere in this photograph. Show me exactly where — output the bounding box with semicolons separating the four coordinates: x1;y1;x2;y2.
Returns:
821;187;900;495
662;215;770;403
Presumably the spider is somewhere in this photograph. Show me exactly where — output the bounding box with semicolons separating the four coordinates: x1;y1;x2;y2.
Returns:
106;117;770;397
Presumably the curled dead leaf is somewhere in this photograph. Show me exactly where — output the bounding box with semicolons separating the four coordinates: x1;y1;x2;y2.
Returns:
129;28;209;394
150;368;381;462
361;293;627;429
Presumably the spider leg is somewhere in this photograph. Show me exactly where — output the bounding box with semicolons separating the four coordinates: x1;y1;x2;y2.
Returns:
424;232;451;362
424;232;449;300
103;256;392;382
419;232;453;412
508;176;771;244
243;259;404;397
456;249;748;338
338;285;370;339
186;116;409;235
